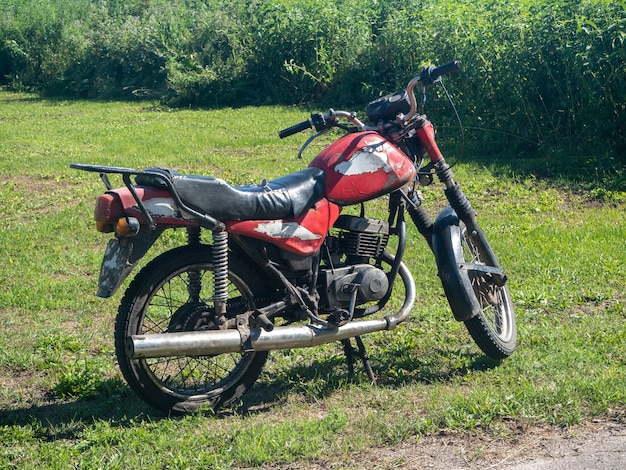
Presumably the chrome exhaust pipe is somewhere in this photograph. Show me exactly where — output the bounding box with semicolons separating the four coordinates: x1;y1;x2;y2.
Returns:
127;262;415;359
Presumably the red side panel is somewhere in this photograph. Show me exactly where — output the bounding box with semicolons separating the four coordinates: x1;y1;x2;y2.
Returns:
309;131;416;205
226;198;341;256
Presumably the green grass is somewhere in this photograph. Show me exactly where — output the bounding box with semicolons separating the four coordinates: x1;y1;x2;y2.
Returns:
0;91;625;468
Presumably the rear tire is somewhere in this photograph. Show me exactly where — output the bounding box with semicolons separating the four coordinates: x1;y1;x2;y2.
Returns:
114;245;271;414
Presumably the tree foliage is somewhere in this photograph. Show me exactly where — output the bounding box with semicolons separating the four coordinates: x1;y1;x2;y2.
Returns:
1;0;624;159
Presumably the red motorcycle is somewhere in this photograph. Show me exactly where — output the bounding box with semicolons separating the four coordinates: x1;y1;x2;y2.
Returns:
72;61;516;414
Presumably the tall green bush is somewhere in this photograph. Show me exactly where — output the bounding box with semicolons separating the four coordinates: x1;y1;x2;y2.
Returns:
0;0;67;90
162;0;259;106
0;0;624;167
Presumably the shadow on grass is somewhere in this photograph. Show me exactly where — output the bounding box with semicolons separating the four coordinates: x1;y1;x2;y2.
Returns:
0;379;154;440
0;345;502;435
435;127;626;193
238;345;501;414
466;147;625;192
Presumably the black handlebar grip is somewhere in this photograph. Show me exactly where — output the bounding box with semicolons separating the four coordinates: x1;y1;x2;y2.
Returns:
420;60;462;86
430;60;462;80
278;119;313;139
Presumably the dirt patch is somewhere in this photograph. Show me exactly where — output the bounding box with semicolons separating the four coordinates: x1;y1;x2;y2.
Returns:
0;174;68;192
254;415;626;469
0;173;87;221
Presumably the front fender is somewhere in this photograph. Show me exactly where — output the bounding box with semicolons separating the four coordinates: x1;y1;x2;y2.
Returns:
431;206;481;321
96;229;164;298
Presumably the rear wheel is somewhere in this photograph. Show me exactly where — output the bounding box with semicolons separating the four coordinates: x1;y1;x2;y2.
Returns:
115;245;271;414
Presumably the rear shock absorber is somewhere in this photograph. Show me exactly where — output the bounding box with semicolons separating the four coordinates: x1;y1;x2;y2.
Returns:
212;230;229;317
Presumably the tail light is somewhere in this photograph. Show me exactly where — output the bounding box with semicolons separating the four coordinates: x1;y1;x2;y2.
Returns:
94;193;142;236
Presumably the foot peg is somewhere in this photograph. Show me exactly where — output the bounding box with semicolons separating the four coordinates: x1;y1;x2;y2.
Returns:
328;308;352;327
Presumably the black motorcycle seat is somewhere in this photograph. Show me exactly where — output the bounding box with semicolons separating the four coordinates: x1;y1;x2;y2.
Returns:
143;167;326;221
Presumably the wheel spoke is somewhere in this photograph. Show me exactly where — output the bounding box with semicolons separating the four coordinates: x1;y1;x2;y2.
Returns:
141;264;257;394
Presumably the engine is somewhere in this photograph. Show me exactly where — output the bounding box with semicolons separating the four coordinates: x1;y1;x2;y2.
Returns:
319;264;389;310
319;215;390;312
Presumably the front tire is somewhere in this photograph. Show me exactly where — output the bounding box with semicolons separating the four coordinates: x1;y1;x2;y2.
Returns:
459;224;517;359
433;208;517;359
114;245;271;414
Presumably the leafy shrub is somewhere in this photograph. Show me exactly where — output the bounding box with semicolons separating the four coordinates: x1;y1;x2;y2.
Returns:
162;0;258;106
1;0;624;166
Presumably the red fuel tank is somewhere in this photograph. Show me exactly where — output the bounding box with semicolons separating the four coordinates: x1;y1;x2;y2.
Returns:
308;131;416;205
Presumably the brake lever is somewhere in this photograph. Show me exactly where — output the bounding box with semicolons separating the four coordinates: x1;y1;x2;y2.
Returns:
297;128;331;159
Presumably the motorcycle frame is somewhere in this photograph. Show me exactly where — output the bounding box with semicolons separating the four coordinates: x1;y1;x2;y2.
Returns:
73;111;492;326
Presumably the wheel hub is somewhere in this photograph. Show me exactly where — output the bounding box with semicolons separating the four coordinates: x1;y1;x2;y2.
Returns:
167;302;216;332
472;274;500;306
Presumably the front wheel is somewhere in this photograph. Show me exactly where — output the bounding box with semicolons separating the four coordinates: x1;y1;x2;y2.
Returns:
114;245;272;414
459;224;517;359
433;208;516;359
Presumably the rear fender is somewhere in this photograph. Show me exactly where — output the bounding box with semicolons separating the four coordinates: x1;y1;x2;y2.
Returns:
94;185;203;297
97;228;164;298
95;186;196;298
431;206;481;321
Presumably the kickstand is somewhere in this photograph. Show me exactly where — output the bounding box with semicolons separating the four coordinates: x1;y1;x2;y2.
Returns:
341;339;356;378
341;337;376;384
355;336;376;384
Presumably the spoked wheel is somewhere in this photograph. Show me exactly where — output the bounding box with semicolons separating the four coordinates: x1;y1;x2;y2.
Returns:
459;224;517;359
114;245;272;415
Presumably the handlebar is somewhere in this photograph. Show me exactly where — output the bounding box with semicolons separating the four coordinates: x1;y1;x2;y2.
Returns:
420;60;462;86
279;109;365;139
405;60;461;121
278;119;313;139
278;61;461;137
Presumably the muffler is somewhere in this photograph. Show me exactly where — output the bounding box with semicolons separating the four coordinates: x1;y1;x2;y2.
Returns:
127;262;415;359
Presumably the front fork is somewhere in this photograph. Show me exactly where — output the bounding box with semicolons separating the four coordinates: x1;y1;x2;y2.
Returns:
406;118;481;242
406;118;501;321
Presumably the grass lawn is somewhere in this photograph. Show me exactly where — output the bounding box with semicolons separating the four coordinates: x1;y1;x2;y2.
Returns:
0;92;624;468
